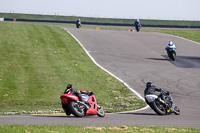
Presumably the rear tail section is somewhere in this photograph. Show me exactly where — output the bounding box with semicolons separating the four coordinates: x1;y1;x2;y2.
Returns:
60;94;79;104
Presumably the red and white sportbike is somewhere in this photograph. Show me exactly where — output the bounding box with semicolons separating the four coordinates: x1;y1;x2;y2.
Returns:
60;90;105;117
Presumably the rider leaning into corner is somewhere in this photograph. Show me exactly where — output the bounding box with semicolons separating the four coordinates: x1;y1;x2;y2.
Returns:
134;19;142;30
165;41;176;55
144;82;164;102
64;84;91;108
134;19;141;25
76;19;81;27
144;82;174;111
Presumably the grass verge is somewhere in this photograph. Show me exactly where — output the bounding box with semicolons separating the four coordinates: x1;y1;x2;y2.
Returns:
0;18;200;132
0;125;199;133
1;12;200;26
0;21;145;114
142;28;200;43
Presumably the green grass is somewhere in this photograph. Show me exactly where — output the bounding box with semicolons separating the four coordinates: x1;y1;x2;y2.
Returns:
0;125;199;133
0;20;199;115
1;16;200;132
0;21;145;114
0;19;199;115
1;12;200;26
150;30;200;43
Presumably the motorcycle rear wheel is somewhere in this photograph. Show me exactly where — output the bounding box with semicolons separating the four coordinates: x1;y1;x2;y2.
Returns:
68;101;85;117
151;99;167;115
97;106;105;117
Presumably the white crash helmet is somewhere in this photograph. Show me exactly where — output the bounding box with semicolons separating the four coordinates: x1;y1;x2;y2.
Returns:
168;41;174;46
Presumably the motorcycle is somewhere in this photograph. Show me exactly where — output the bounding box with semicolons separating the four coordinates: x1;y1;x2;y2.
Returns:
145;90;180;115
135;23;141;32
167;48;176;61
76;21;81;28
60;90;105;117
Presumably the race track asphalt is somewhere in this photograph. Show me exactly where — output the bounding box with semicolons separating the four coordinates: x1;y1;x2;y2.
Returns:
0;29;200;129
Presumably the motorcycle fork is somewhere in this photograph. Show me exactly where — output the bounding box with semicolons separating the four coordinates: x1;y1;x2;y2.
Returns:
75;100;86;110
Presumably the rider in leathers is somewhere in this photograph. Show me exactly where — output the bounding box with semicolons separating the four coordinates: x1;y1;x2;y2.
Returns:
144;82;174;111
144;82;163;103
64;84;90;108
76;19;81;28
165;41;176;56
144;82;169;103
134;19;142;31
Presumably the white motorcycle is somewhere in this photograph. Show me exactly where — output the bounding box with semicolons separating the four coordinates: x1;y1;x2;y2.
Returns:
76;21;81;28
145;90;180;115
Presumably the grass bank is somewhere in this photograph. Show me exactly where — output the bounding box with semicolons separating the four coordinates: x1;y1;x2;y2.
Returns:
0;21;145;114
0;21;199;115
1;12;200;26
0;125;199;133
149;29;200;43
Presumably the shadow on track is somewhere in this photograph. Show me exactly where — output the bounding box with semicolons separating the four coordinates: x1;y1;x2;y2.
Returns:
30;114;100;118
146;58;169;61
29;115;68;118
147;55;200;68
164;55;200;68
117;112;157;116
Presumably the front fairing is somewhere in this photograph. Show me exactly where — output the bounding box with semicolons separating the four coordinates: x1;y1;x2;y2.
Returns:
145;94;158;103
169;48;176;53
86;94;98;115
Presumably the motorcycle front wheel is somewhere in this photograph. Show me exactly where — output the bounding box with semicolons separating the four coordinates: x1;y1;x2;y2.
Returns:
135;26;139;32
151;99;167;115
171;53;175;61
169;52;176;61
174;105;180;115
68;101;85;117
97;106;105;117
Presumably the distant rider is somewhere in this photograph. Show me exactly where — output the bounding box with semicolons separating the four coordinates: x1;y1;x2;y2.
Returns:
134;19;142;31
165;41;176;56
134;19;141;25
76;19;81;28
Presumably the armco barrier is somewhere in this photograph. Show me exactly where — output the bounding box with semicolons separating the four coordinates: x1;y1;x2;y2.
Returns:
4;18;200;29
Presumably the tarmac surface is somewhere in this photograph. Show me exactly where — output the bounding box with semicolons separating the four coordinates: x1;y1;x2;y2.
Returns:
1;29;200;129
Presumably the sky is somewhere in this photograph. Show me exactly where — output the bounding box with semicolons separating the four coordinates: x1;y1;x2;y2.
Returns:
0;0;200;21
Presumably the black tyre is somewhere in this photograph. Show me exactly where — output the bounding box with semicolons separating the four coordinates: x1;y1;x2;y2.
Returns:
169;51;176;61
174;105;180;115
171;53;175;61
136;26;139;32
151;99;167;115
61;102;71;116
97;106;105;117
68;101;85;117
76;25;81;28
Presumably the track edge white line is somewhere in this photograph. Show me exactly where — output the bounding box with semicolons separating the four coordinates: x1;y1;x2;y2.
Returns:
67;30;148;113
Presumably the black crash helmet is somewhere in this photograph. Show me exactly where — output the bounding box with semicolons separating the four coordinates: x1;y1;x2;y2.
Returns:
146;82;152;88
66;84;75;92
